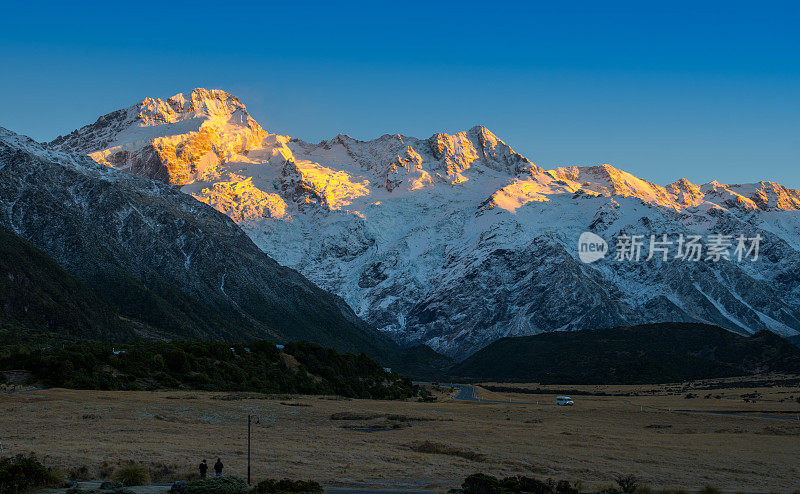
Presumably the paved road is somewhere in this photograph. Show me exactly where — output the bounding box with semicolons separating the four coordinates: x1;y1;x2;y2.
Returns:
441;383;478;401
416;382;800;421
327;489;434;494
39;482;435;494
415;382;554;406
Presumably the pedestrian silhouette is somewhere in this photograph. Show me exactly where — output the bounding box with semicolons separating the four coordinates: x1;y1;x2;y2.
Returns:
214;458;224;477
199;459;208;480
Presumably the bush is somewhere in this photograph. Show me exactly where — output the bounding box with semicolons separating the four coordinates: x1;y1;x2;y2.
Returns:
254;478;324;494
67;487;133;494
461;474;566;494
516;476;553;494
555;480;578;494
112;463;151;486
171;476;247;494
463;473;502;494
614;475;640;494
0;453;63;492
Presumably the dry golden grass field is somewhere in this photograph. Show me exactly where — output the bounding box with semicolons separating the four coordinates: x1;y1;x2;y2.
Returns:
2;376;800;492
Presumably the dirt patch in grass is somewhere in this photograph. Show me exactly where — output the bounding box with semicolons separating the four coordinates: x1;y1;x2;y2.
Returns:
342;420;411;432
758;426;800;436
330;412;383;421
410;440;486;462
330;412;445;421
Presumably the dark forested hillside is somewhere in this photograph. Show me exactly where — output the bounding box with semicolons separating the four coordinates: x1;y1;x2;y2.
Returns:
0;340;415;399
0;225;136;344
450;323;800;384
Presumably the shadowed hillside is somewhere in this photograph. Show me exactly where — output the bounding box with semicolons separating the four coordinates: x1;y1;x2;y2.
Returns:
0;225;136;344
450;323;800;384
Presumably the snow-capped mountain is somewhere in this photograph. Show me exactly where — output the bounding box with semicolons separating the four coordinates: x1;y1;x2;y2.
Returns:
1;125;394;356
52;88;800;358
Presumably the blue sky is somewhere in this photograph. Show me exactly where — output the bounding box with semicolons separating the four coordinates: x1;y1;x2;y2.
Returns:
2;1;798;187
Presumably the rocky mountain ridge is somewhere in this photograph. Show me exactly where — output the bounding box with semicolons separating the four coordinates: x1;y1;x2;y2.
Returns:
1;125;395;357
50;88;800;358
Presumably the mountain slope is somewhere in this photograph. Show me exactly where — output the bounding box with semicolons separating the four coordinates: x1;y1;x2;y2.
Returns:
450;323;800;384
0;225;136;344
51;89;800;358
0;126;395;357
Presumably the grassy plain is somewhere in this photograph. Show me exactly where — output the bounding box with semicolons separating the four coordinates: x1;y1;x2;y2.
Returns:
2;376;799;492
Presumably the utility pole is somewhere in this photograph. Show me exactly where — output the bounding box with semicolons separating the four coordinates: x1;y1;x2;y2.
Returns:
247;414;259;485
247;414;252;485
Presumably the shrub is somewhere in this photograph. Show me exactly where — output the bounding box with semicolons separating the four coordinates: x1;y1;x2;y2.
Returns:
253;478;324;494
615;474;640;494
0;453;63;492
698;487;721;494
148;462;197;482
171;476;247;494
112;463;151;486
463;473;502;494
516;476;553;494
67;488;133;494
460;474;566;494
555;480;578;494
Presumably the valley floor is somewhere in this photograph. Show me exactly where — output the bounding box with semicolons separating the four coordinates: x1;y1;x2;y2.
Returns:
2;376;800;492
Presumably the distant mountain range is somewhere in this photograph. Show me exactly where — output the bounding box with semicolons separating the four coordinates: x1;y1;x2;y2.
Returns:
48;88;800;359
450;323;800;384
3;120;799;384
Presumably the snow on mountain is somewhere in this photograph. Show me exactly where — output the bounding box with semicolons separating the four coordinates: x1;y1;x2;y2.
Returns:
51;88;800;358
51;88;266;185
1;125;394;356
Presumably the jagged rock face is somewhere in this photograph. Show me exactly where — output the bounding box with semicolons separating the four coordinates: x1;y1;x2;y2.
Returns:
50;88;267;185
52;89;800;359
0;126;393;356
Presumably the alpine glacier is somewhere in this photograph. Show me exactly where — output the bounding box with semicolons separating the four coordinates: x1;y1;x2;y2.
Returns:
51;88;800;358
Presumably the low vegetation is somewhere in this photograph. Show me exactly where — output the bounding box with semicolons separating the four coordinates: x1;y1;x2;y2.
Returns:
458;474;578;494
253;478;324;494
0;453;63;493
66;487;133;494
112;463;151;486
0;340;415;399
612;474;639;493
170;476;247;494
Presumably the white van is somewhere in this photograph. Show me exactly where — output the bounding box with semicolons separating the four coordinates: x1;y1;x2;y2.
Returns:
556;396;574;406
